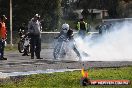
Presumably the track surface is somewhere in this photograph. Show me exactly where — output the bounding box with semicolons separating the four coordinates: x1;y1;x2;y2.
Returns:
0;49;132;73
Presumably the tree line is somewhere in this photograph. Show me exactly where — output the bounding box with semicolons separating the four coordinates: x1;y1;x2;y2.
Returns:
0;0;132;31
0;0;61;31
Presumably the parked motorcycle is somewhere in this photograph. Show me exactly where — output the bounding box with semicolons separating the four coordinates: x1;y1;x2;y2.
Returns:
18;29;30;53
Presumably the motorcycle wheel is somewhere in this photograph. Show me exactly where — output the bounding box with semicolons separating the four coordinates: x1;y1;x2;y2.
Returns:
18;40;24;53
53;42;67;60
53;44;61;59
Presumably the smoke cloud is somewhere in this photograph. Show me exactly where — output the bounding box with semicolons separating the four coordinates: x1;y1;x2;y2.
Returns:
74;21;132;61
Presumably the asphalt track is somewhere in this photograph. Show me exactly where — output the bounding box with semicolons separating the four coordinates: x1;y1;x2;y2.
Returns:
0;49;132;73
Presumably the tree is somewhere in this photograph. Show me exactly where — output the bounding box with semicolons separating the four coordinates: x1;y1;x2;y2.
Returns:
117;0;132;18
0;0;61;31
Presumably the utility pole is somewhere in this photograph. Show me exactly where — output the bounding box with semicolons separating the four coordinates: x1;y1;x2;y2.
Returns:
10;0;13;46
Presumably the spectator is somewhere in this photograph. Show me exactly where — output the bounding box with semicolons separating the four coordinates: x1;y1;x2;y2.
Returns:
77;18;89;38
0;15;7;60
28;14;43;59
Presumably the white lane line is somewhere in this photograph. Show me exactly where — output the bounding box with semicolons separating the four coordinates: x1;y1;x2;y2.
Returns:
0;69;81;78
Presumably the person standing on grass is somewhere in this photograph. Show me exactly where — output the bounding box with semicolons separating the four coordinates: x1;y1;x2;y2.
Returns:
28;14;43;59
0;15;7;60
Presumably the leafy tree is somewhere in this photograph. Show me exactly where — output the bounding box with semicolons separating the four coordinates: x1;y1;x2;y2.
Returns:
0;0;61;31
117;0;132;18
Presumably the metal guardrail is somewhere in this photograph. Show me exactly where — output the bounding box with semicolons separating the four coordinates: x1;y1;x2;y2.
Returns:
41;32;99;34
102;18;132;22
40;31;99;48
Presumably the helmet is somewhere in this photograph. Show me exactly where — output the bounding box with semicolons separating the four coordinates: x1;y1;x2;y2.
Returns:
62;23;69;30
34;14;40;18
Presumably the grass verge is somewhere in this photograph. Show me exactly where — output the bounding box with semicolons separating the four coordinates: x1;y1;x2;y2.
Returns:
0;66;132;88
5;44;17;51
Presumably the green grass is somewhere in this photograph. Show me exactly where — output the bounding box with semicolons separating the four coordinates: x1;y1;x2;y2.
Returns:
0;66;132;88
5;44;17;51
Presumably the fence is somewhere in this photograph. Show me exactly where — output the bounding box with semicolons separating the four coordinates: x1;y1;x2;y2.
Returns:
7;31;98;48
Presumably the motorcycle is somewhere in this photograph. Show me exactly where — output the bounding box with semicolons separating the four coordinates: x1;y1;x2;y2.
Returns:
53;35;69;60
53;35;89;61
18;30;30;53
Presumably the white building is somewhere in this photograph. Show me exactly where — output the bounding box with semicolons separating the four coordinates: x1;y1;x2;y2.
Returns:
74;9;108;19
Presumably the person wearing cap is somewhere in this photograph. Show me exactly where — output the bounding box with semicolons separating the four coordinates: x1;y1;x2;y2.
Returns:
28;14;43;59
77;18;89;38
0;15;7;60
